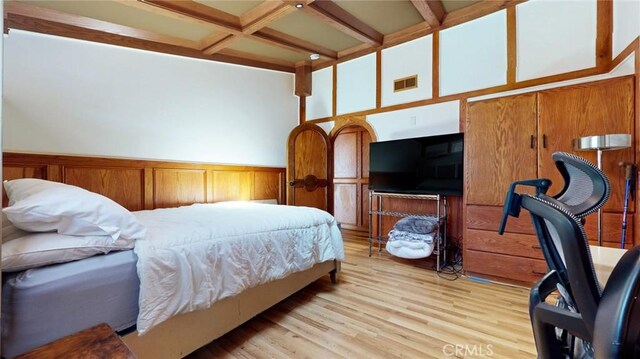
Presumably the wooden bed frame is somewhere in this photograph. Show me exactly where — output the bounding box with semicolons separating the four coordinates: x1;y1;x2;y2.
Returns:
123;260;340;358
2;152;341;358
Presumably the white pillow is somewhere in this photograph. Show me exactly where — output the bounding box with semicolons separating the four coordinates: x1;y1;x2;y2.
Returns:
2;232;134;272
3;179;146;240
2;212;28;243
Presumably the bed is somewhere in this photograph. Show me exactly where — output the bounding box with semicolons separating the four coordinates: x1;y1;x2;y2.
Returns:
1;180;343;358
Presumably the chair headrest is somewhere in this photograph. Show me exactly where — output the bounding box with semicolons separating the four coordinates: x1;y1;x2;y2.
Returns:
551;152;610;218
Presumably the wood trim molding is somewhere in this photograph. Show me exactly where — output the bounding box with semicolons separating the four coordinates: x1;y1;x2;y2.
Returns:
506;6;517;84
202;34;238;55
299;96;306;124
410;0;445;28
3;153;285;173
432;31;440;98
459;99;467;133
295;61;312;96
596;0;613;68
309;65;611;123
383;22;431;48
253;28;337;60
609;36;640;72
312;0;524;71
375;50;382;108
240;0;294;34
332;64;338;117
139;0;242;33
6;0;526;74
337;43;374;59
217;48;295;68
328;116;378;142
303;1;383;46
4;1;317;69
440;0;525;30
3;152;286;210
4;5;295;73
115;0;221;28
138;0;326;57
5;2;202;49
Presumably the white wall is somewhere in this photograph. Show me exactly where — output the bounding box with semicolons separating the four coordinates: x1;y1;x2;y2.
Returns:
366;101;459;141
319;1;631;121
306;66;333;120
336;53;376;115
439;10;508;96
381;35;433;106
517;0;597;81
613;0;640;57
470;53;636;102
3;30;298;167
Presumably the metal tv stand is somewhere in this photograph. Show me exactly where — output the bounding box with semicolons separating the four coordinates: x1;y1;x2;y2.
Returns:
368;191;448;271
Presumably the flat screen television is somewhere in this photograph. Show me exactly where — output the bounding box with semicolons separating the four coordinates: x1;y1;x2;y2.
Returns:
368;133;464;196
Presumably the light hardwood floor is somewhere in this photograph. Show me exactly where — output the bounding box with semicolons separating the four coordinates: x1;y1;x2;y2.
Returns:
188;235;537;358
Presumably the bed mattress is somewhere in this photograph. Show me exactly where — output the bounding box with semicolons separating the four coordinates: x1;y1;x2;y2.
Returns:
1;250;139;358
133;202;344;334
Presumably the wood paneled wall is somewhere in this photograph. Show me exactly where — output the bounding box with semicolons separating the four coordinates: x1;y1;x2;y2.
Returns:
3;153;285;211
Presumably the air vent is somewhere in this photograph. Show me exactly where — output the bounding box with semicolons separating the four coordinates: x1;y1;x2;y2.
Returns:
394;75;418;92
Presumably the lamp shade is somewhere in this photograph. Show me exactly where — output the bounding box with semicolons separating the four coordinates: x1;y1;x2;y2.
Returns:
573;134;632;151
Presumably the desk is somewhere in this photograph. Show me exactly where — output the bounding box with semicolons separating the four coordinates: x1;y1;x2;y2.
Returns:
590;245;627;286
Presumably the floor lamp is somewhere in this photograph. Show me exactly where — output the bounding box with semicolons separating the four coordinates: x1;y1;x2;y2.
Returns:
574;134;632;246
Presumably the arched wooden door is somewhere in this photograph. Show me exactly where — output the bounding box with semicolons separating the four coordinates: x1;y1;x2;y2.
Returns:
330;123;376;233
287;123;331;211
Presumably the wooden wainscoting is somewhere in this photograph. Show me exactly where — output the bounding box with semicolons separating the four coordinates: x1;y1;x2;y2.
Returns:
3;153;285;210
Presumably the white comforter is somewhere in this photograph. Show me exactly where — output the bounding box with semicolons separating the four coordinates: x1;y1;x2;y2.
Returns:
132;202;344;334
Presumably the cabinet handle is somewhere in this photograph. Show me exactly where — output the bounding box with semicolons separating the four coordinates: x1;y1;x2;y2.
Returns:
532;270;547;275
531;245;541;250
530;135;535;149
542;134;547;149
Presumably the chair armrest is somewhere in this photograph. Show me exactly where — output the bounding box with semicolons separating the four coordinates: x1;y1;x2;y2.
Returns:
529;270;560;318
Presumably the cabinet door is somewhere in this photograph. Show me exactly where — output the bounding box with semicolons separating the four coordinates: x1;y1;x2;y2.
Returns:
538;76;635;212
466;93;538;206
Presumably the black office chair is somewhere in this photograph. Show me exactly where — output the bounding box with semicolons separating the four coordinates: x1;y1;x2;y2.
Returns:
499;152;609;291
499;152;640;359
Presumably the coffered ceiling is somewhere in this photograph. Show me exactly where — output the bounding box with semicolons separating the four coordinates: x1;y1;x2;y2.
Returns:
4;0;522;73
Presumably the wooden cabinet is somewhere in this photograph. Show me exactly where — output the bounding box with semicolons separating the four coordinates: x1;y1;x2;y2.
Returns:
466;93;538;206
464;76;636;285
538;78;635;211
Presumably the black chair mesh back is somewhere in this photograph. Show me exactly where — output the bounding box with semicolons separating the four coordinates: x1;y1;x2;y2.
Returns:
551;152;610;218
522;194;602;335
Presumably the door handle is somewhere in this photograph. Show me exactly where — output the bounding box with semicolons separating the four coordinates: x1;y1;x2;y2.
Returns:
542;134;547;149
289;175;328;191
530;135;535;149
